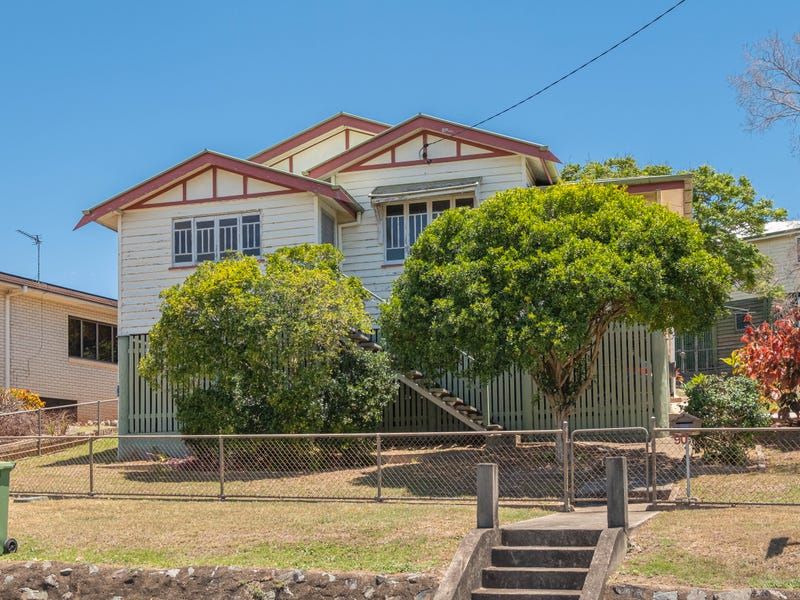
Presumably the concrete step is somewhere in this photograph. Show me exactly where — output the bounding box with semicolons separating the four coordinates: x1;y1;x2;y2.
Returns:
457;405;479;414
491;546;595;569
472;588;581;600
349;332;371;343
501;529;601;548
486;424;503;431
405;370;424;380
429;388;450;397
481;567;587;590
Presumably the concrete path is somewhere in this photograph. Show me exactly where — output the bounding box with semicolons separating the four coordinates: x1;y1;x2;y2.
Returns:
505;504;658;531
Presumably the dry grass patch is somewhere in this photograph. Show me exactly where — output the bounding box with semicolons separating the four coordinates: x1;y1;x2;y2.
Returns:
614;507;800;589
0;497;546;574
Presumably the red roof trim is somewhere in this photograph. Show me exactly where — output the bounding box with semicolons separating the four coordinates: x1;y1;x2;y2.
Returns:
341;131;512;172
248;114;390;164
625;180;686;194
75;151;359;229
308;115;560;179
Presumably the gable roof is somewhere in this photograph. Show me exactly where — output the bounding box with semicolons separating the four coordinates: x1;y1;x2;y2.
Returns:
75;150;361;230
307;114;560;179
248;112;390;165
0;271;117;308
745;220;800;241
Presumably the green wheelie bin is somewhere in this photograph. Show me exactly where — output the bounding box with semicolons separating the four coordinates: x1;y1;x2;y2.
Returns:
0;462;17;553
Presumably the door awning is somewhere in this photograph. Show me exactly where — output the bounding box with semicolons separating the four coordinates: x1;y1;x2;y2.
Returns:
368;177;482;205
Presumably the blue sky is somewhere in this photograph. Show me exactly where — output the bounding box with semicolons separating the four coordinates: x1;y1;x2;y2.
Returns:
1;1;798;298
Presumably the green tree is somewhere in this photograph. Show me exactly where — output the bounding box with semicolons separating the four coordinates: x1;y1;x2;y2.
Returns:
561;157;787;293
140;245;396;435
380;183;733;428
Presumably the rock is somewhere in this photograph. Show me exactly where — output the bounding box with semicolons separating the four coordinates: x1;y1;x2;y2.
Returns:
187;567;195;578
166;568;180;579
714;591;753;600
112;569;127;580
407;573;421;584
61;593;73;600
364;587;376;599
20;589;48;600
88;565;99;575
278;569;305;584
41;561;52;571
58;569;72;577
688;590;707;600
415;590;433;600
322;573;336;583
376;575;388;585
43;574;59;588
346;579;358;590
753;591;787;600
3;575;12;585
613;585;646;600
653;592;678;600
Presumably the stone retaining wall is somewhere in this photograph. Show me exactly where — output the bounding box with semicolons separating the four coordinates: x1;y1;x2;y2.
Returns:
607;584;799;600
0;561;437;600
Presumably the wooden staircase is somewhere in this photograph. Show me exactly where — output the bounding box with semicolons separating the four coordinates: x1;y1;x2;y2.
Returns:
348;330;501;432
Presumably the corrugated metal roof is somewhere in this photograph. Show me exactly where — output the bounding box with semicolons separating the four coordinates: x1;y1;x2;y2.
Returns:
369;177;482;198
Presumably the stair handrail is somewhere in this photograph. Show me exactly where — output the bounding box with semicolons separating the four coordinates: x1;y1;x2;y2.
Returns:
352;278;494;428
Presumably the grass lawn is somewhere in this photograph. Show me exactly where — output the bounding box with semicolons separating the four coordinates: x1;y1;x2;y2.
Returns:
0;497;546;574
614;507;800;589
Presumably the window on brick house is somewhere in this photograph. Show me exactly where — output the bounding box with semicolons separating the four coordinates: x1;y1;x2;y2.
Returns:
68;317;117;363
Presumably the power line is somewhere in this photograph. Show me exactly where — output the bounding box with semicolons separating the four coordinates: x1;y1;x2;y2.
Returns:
421;0;689;158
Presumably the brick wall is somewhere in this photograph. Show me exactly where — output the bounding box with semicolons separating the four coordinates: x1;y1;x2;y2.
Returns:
7;292;118;419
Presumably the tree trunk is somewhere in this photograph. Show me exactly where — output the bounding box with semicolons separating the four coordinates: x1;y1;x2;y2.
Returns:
545;391;571;464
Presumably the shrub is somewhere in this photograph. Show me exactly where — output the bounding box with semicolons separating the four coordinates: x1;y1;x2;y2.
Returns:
0;388;44;436
684;374;771;464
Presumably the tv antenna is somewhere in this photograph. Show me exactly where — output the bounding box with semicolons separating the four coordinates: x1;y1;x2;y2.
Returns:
16;230;42;282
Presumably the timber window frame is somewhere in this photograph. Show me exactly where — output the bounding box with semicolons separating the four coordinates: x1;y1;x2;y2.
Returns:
172;212;261;266
383;196;475;264
68;316;118;364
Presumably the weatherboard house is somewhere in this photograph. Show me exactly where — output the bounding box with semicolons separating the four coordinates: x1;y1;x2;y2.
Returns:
76;113;691;435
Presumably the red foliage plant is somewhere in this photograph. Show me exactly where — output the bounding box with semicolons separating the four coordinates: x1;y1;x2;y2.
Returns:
737;306;800;418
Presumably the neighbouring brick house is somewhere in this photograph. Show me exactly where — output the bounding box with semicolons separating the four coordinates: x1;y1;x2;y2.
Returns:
676;220;800;380
0;272;118;421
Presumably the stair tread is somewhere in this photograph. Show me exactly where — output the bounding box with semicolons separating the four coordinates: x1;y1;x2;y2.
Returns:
493;546;596;551
473;589;581;596
484;567;589;573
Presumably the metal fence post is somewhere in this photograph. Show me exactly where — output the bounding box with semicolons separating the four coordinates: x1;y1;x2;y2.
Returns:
562;421;572;512
218;436;225;500
36;408;42;456
375;433;383;502
649;415;657;505
96;400;101;435
88;437;95;497
684;435;692;503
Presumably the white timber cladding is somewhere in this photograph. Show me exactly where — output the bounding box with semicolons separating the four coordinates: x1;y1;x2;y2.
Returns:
731;231;800;302
118;192;319;335
265;128;377;175
338;155;528;316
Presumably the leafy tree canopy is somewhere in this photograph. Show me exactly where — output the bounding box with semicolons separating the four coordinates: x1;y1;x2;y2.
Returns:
380;183;733;425
561;156;787;294
140;245;396;434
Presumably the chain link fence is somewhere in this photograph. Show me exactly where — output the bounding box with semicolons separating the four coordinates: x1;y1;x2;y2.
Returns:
4;425;800;507
653;427;800;506
570;427;651;503
2;430;567;505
